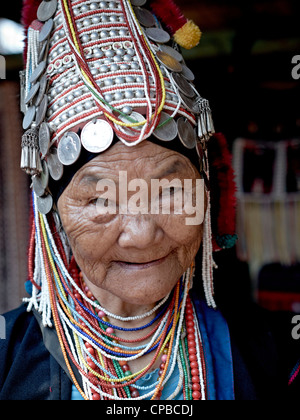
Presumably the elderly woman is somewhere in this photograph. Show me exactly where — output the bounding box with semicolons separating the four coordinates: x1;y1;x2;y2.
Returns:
0;0;285;401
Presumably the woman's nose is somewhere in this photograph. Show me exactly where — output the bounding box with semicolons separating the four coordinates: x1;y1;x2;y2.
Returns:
118;215;163;249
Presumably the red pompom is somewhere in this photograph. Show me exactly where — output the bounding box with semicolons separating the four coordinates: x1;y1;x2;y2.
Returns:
150;0;187;34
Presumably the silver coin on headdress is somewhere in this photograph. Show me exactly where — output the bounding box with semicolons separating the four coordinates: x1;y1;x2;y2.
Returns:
153;112;178;141
57;132;82;165
177;117;197;149
32;159;49;197
23;106;36;130
131;0;147;6
25;82;40;105
35;74;48;107
156;51;182;73
81;119;114;153
171;73;195;99
35;94;48;127
36;194;53;215
29;60;47;84
37;0;58;22
134;7;156;27
39;122;51;157
47;148;64;181
160;45;183;63
118;111;146;142
145;28;171;44
39;18;54;43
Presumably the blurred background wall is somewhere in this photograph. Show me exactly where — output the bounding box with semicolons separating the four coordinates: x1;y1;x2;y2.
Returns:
0;0;299;314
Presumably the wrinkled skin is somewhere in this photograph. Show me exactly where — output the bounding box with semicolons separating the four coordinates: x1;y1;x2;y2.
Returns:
57;139;205;318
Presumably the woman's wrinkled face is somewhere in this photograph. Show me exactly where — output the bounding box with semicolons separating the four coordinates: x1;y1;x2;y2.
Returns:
57;140;205;306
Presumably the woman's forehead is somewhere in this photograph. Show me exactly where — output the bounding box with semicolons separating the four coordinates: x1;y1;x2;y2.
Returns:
74;140;196;178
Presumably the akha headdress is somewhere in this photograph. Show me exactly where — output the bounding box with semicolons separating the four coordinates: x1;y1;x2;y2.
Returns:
21;0;237;313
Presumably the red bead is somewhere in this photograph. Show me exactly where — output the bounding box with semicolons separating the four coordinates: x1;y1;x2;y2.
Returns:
87;357;96;369
158;369;164;376
190;361;198;369
186;314;194;322
191;368;199;377
187;333;195;341
122;364;130;372
92;393;100;400
188;339;196;348
131;390;139;398
192;375;200;383
186;320;194;328
187;327;195;334
119;360;127;367
192;390;201;400
188;347;197;355
192;382;201;391
87;347;95;356
189;354;197;362
160;362;166;370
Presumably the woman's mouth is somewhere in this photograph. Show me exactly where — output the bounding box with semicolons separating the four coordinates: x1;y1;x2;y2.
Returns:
115;254;170;270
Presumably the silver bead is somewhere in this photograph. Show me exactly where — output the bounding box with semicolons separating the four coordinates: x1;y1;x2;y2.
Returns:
110;15;118;22
127;48;135;56
109;2;116;8
81;34;90;43
61;113;68;122
73;8;80;15
83;18;91;27
90;2;98;10
90;32;99;41
131;63;140;70
136;76;143;83
115;76;125;84
120;64;130;70
135;90;145;98
81;5;89;13
105;49;115;58
104;94;113;103
84;100;94;110
75;104;84;113
125;91;134;99
125;76;135;83
92;16;101;24
114;92;124;101
100;65;109;73
68;108;75;117
102;16;109;23
124;54;133;62
100;1;108;8
100;30;109;39
91;68;99;76
110;30;118;37
66;94;74;102
59;98;66;107
72;75;80;85
104;78;114;86
116;48;125;57
122;106;132;115
119;29;128;37
74;89;82;98
104;59;113;65
110;64;119;71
